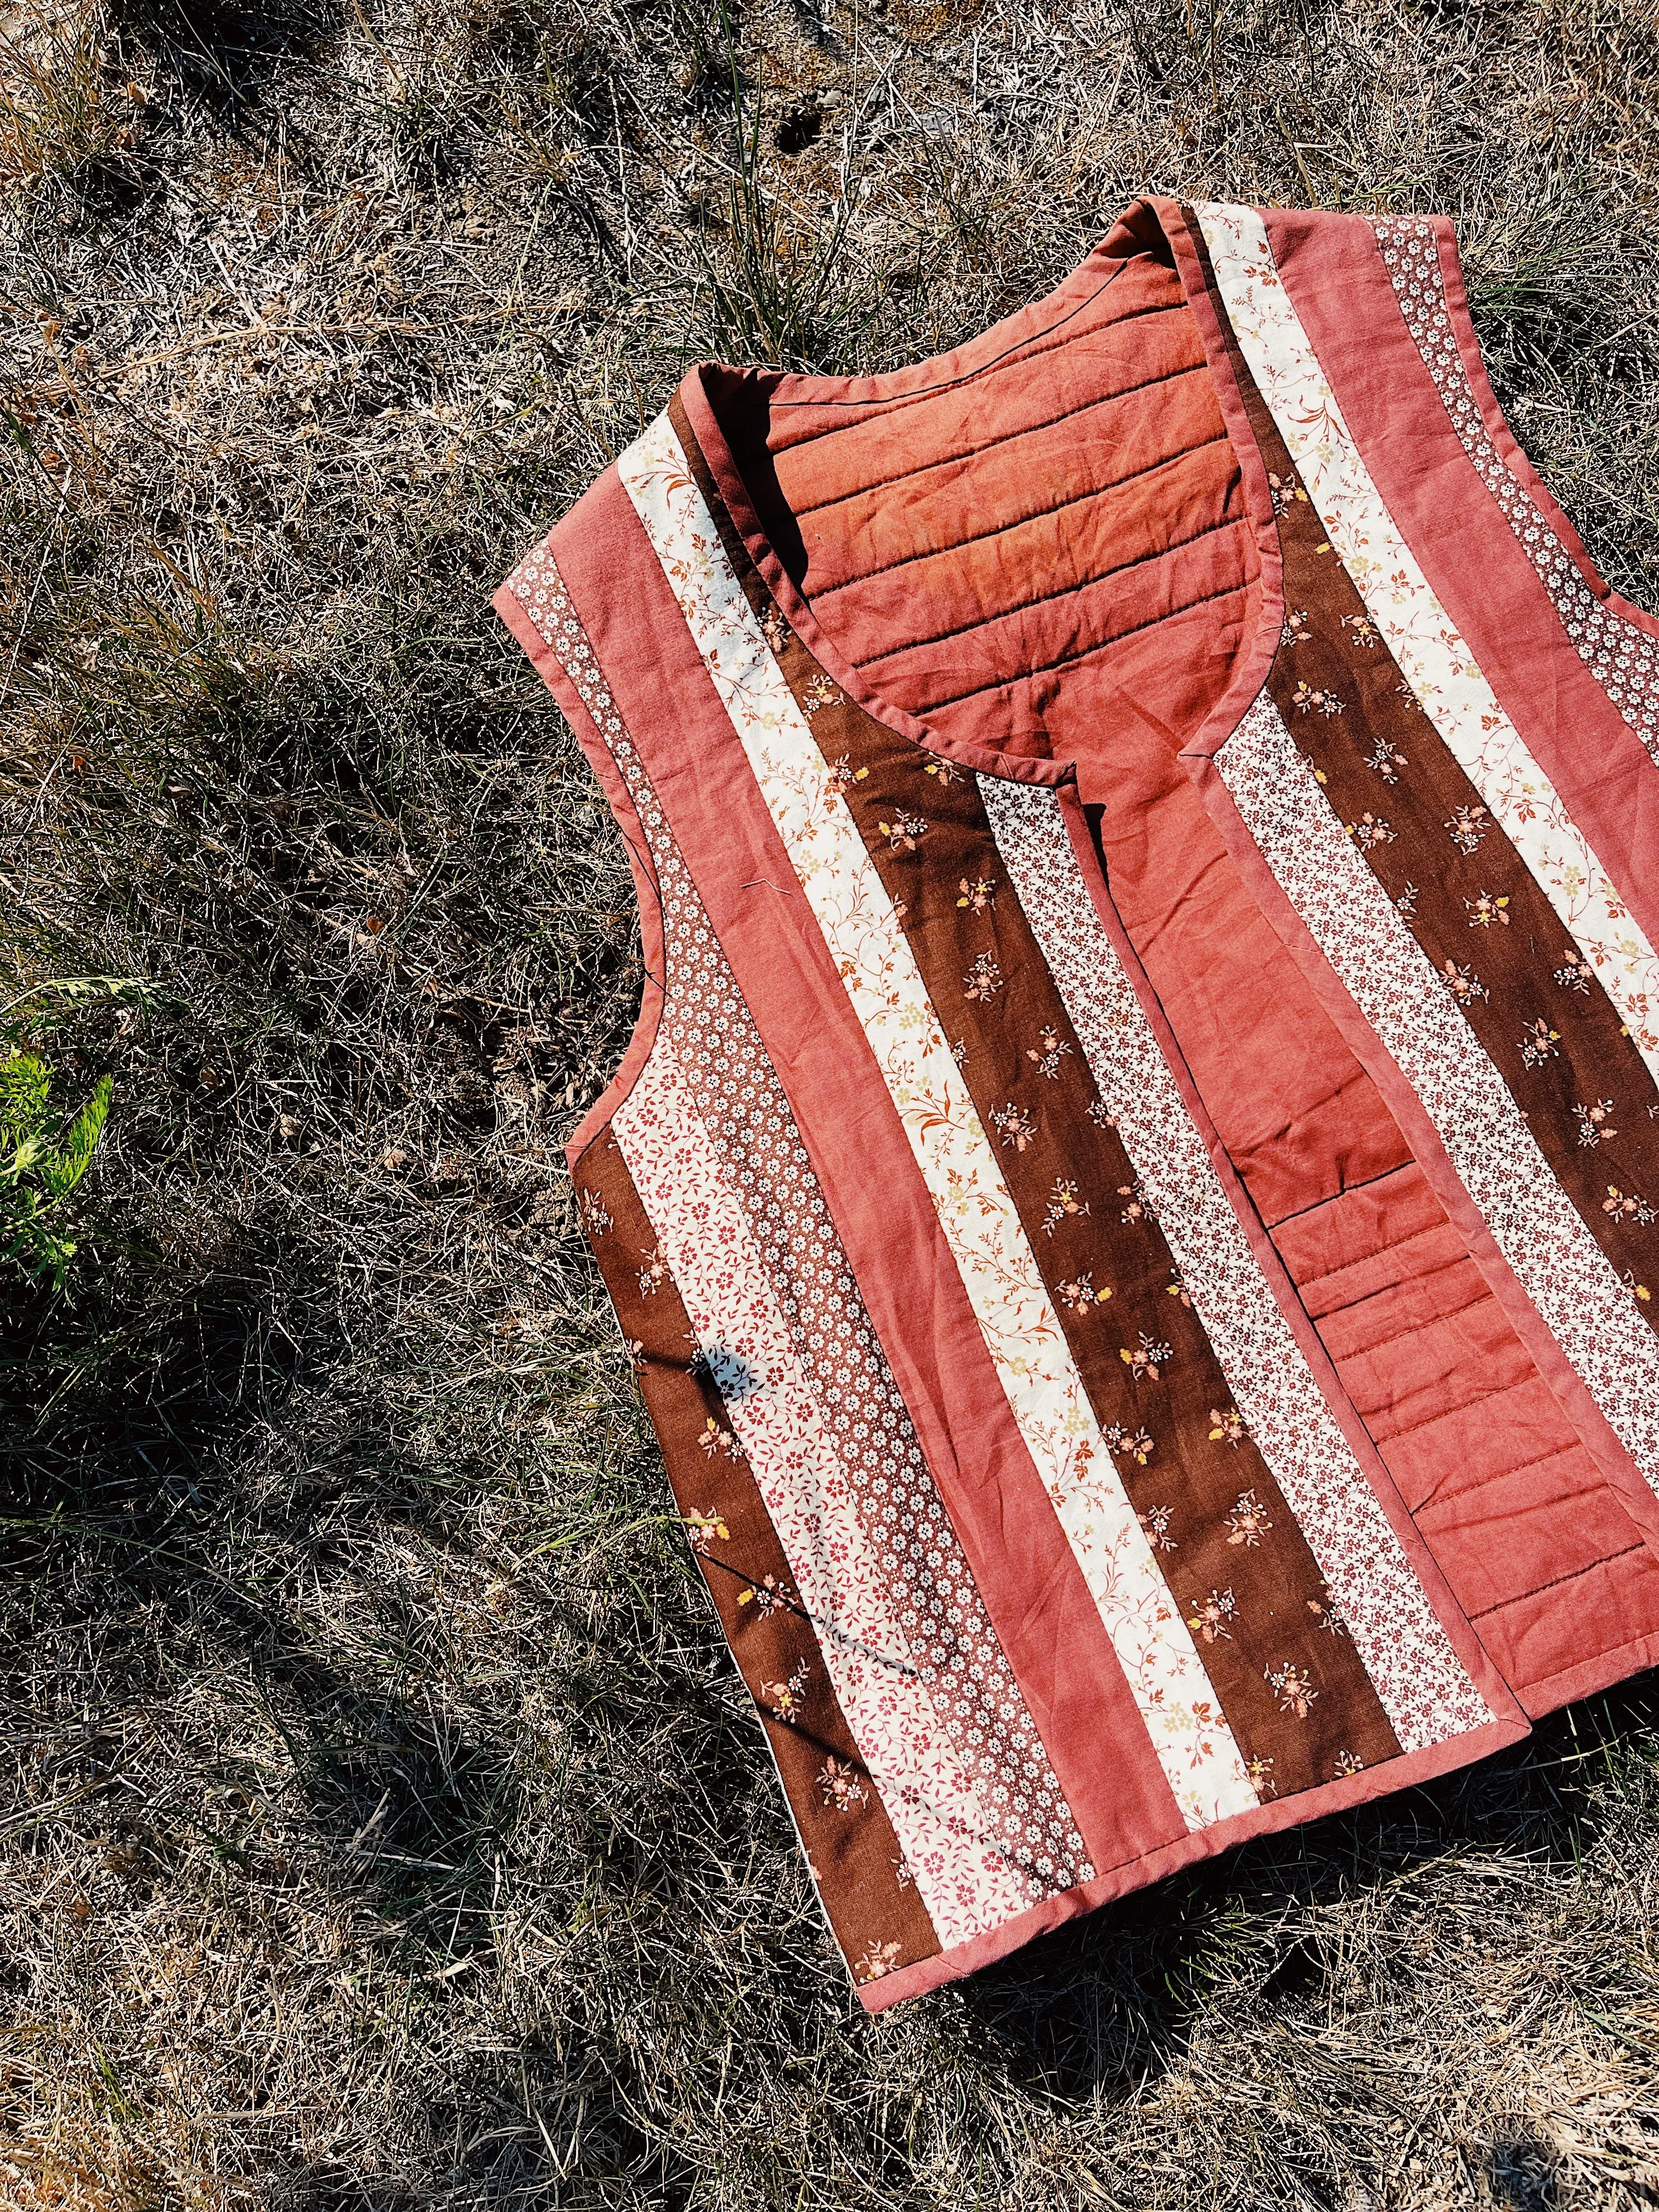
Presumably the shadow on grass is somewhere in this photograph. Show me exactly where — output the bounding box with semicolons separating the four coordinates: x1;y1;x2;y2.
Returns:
5;1190;1658;2207
955;1672;1659;2102
113;0;342;113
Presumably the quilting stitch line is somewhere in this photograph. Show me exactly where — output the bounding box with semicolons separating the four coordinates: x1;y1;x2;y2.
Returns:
808;431;1233;598
774;301;1193;476
782;362;1212;518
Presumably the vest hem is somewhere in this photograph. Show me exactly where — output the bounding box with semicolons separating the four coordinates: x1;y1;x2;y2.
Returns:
856;1706;1530;2012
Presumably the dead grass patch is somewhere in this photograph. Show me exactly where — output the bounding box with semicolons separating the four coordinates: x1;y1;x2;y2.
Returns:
3;0;1659;2205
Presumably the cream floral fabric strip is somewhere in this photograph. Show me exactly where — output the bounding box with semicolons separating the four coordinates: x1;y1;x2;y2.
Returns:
619;410;1261;1832
1218;694;1659;1497
1198;200;1659;1074
614;1039;1036;1946
507;542;1091;1899
978;774;1492;1751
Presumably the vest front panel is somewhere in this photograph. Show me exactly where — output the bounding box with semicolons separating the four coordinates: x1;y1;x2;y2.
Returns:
494;196;1659;2008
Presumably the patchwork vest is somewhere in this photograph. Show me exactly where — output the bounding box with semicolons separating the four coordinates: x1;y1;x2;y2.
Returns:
495;199;1659;2009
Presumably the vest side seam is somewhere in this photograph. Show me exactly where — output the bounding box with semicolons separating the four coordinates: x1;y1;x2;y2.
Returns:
492;563;666;1171
1430;216;1659;650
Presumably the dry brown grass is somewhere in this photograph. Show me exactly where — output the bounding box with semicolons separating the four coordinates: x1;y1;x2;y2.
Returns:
3;0;1659;2204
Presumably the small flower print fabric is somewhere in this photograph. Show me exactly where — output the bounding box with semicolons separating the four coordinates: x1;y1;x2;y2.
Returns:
494;194;1659;2011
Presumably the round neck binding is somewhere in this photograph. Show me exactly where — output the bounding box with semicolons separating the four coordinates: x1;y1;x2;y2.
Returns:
676;194;1288;793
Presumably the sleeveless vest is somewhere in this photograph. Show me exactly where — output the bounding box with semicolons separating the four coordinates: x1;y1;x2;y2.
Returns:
494;199;1659;2009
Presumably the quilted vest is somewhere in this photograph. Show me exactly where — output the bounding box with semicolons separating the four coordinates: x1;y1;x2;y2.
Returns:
494;198;1659;2008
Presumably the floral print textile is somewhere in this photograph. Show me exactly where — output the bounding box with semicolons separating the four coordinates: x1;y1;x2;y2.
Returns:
1199;200;1659;1075
618;412;1263;1831
979;774;1491;1748
1370;216;1659;770
1218;693;1659;1495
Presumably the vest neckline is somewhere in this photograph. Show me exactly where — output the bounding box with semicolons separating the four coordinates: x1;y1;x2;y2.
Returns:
676;195;1286;793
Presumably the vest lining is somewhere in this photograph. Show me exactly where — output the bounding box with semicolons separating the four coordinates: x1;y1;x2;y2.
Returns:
768;296;1190;462
786;348;1209;516
810;430;1234;599
915;577;1254;714
861;512;1249;667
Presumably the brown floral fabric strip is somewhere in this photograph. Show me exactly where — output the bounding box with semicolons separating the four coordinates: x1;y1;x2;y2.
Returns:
668;400;1404;1804
573;1125;940;1985
1186;221;1659;1319
515;532;1091;1901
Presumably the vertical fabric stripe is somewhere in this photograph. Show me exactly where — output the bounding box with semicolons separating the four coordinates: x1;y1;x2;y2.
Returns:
1208;282;1659;1364
1370;215;1659;770
572;1127;942;1985
753;591;1403;1797
506;546;1094;1905
613;1038;1036;1945
978;773;1493;1751
619;412;1261;1831
1218;693;1659;1497
1198;200;1659;1076
533;467;1197;1892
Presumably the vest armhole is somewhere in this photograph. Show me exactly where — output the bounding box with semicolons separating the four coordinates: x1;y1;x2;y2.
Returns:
1432;215;1659;646
491;576;667;1172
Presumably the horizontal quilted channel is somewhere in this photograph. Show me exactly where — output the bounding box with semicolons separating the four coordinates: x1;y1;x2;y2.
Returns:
1277;1162;1659;1711
747;243;1257;763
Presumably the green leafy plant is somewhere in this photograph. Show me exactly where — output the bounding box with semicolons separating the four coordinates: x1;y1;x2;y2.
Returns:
0;975;153;1293
0;1053;111;1292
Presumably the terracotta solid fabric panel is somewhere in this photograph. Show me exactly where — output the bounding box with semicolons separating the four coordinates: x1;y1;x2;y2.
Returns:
727;215;1257;768
544;462;1193;1889
1277;1165;1659;1707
